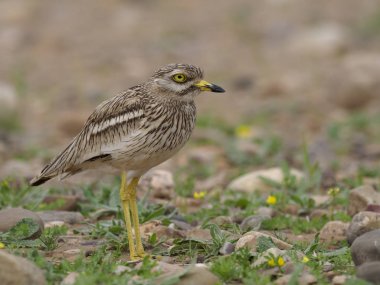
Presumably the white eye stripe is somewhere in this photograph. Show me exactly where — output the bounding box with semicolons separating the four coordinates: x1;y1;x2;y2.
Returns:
92;110;143;135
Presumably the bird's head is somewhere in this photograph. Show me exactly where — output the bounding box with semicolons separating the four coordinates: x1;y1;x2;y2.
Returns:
150;63;225;100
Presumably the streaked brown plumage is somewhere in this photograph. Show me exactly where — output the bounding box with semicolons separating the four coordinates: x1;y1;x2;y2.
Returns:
30;63;225;260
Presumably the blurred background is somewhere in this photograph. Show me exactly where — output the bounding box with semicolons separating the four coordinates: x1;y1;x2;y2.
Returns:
1;0;380;186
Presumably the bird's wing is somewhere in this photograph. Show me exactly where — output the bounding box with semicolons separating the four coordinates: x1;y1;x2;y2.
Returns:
30;88;146;185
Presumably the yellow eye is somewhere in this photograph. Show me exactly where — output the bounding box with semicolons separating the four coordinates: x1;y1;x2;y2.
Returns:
172;73;187;83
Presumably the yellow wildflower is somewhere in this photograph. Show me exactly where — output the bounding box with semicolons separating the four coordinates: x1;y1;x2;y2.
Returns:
267;256;285;267
235;125;252;139
0;242;5;249
266;195;277;205
302;256;310;263
327;187;340;197
277;257;285;267
267;258;276;267
193;191;206;199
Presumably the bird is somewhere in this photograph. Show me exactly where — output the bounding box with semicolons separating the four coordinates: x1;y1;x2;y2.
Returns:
30;63;225;260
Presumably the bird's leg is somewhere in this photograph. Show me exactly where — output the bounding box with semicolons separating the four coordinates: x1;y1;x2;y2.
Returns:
127;176;145;257
119;172;137;260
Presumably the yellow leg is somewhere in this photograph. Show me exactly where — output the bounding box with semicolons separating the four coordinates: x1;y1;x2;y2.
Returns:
128;177;145;257
119;172;137;260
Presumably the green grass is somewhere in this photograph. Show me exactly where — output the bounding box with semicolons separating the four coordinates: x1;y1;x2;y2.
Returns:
3;111;380;284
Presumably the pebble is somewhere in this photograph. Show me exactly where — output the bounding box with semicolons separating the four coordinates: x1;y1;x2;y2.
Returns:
228;167;304;194
0;250;46;285
319;221;349;243
63;249;81;258
139;170;175;200
347;211;380;244
310;209;329;219
42;195;79;211
44;221;66;228
177;264;219;285
0;208;44;239
275;271;317;285
351;229;380;266
332;275;347;285
186;228;212;241
256;207;275;218
114;265;130;275
253;248;288;267
211;216;233;227
219;242;235;255
347;185;380;216
240;215;270;232
235;231;292;252
37;211;84;224
61;272;79;285
356;261;380;284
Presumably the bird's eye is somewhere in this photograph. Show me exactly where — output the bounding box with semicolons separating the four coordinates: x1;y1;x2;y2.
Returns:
172;73;187;83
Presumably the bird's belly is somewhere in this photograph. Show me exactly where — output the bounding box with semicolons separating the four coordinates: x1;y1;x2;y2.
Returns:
108;131;191;173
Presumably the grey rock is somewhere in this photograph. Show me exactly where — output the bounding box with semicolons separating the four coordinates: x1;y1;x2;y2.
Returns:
0;208;44;239
351;229;380;266
319;221;348;243
228;167;304;194
219;242;235;255
332;275;347;285
178;264;219;285
347;211;380;244
0;250;46;285
236;231;292;252
241;215;270;231
275;272;317;285
61;272;79;285
257;207;275;218
37;211;84;225
253;248;288;267
211;216;233;227
356;261;380;284
139;170;174;200
348;185;380;216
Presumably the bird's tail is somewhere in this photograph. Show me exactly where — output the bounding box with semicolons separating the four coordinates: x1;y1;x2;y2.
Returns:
29;140;78;186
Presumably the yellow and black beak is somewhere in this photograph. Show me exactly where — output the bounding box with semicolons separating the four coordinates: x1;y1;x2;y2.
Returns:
194;80;225;93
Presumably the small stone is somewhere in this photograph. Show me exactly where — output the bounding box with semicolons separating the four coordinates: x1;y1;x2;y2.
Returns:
235;231;292;252
210;216;233;227
0;208;44;239
253;248;288;267
61;272;79;285
139;170;174;200
322;261;334;272
37;211;84;224
275;272;317;285
348;185;380;216
351;229;380;266
283;204;300;216
310;195;329;207
42;195;79;211
186;228;212;241
228;167;304;194
114;265;130;275
187;146;223;164
347;211;380;244
44;221;66;228
170;219;192;231
219;242;235;255
153;225;185;240
63;249;81;258
140;220;162;237
356;261;380;284
241;215;270;231
319;221;349;243
332;275;347;285
257;207;275;218
0;251;46;285
310;209;329;219
177;264;219;285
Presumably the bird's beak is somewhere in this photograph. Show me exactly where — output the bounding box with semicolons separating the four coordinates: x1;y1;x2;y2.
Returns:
194;80;225;93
